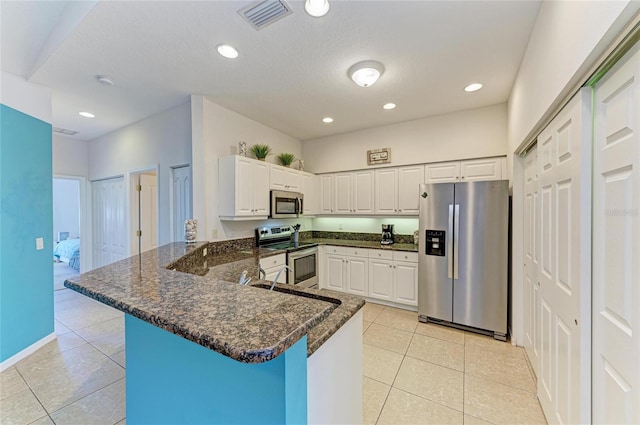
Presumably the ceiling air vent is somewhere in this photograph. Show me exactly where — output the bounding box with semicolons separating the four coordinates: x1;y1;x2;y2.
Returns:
239;0;293;31
53;127;78;136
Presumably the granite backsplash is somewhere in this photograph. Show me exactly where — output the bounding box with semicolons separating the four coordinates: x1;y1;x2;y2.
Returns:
300;230;414;245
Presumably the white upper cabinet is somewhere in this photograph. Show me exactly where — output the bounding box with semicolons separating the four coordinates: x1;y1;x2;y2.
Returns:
219;156;269;220
300;172;317;215
375;166;423;215
459;157;505;182
397;165;424;215
270;164;301;191
374;168;398;215
319;174;334;214
333;171;374;215
425;157;505;183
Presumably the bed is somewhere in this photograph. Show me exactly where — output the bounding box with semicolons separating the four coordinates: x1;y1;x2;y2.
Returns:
54;238;80;271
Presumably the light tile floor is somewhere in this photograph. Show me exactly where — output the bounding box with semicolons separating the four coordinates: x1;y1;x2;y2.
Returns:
362;302;548;425
1;293;547;425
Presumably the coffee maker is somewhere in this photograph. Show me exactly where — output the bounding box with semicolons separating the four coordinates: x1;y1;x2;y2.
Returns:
381;224;395;245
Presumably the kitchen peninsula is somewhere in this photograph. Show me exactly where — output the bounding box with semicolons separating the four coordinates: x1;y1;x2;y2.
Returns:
64;241;365;425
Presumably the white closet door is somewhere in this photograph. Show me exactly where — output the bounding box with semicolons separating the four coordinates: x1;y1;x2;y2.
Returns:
92;177;127;268
523;146;539;375
592;44;640;425
172;166;192;242
536;89;590;425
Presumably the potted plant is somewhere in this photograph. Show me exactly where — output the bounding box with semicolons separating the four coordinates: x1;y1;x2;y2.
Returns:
250;144;271;161
276;152;296;167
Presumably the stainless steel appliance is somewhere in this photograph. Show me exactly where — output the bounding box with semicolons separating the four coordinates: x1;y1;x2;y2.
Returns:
381;224;394;245
418;180;509;340
270;190;303;219
255;225;319;289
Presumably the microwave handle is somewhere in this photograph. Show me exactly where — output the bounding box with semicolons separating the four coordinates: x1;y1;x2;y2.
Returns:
296;197;301;215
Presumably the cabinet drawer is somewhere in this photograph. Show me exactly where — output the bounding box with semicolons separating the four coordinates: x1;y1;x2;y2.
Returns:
344;247;369;258
368;249;393;260
325;245;346;255
260;254;286;269
393;251;418;263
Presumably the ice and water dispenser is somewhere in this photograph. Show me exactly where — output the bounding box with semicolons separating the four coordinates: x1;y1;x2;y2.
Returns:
425;230;446;256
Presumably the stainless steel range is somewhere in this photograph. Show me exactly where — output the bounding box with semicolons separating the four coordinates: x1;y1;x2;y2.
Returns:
256;226;319;289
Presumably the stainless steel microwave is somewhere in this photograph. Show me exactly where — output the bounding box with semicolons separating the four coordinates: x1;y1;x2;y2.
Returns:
270;190;303;218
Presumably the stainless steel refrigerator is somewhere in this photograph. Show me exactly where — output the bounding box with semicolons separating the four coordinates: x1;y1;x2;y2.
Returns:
418;180;509;340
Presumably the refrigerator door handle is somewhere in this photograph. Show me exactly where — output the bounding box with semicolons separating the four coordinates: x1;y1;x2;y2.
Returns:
448;204;454;279
454;204;460;279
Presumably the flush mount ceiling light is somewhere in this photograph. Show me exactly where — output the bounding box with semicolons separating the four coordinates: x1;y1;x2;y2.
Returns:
78;111;95;118
383;103;396;110
304;0;330;17
348;61;384;87
464;83;483;92
96;75;114;86
216;44;239;59
322;117;334;123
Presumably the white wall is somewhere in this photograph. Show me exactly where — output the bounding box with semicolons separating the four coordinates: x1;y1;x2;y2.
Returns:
302;103;507;174
0;72;51;124
191;95;304;241
88;102;191;246
508;1;637;160
52;178;80;241
52;134;89;177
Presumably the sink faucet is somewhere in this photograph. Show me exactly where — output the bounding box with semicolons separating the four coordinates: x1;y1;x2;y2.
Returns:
271;265;292;291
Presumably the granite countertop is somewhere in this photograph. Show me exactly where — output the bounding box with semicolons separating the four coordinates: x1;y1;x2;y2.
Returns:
303;238;418;252
64;242;337;364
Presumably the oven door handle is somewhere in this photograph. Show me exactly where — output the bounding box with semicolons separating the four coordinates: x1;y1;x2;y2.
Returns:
288;247;318;259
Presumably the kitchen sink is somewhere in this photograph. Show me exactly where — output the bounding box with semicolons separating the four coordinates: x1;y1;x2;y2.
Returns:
252;284;342;306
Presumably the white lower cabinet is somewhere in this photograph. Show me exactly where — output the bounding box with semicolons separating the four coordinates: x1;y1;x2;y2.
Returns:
323;246;417;307
259;254;287;283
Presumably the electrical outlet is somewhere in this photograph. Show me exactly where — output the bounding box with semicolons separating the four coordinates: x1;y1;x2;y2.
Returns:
338;223;343;230
211;229;218;239
36;237;44;250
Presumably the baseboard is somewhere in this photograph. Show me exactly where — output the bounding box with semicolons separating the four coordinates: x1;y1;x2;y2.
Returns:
0;332;56;372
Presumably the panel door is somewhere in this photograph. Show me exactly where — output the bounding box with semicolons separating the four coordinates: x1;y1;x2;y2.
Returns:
252;160;270;215
319;174;334;214
523;146;539;375
334;173;353;214
345;256;368;296
394;261;418;306
424;161;460;183
536;90;590;425
374;168;398;214
139;173;158;253
368;259;393;300
171;165;192;242
284;168;301;191
592;44;640;425
326;254;345;291
270;164;286;190
460;157;503;181
397;165;424;215
92;177;126;268
353;171;374;214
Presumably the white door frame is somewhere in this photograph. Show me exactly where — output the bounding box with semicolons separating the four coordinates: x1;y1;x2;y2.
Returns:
128;165;159;256
53;174;92;272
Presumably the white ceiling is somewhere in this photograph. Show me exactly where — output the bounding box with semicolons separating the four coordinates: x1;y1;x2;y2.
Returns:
1;0;541;141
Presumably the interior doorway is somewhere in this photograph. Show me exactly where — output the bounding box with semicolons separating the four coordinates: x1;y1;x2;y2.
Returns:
52;177;81;290
130;169;158;255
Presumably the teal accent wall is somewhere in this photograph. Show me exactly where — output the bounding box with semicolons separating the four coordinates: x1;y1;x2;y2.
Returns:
126;314;308;424
0;104;54;362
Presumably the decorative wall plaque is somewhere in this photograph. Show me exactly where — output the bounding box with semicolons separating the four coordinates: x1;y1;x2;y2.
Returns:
367;148;391;165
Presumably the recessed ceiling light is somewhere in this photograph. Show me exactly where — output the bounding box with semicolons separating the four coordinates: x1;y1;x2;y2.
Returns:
79;112;95;118
216;44;239;59
383;103;396;110
348;61;385;87
322;117;334;123
305;0;330;17
464;83;483;92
